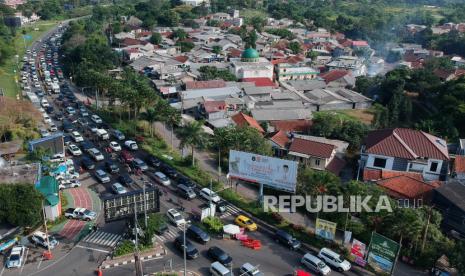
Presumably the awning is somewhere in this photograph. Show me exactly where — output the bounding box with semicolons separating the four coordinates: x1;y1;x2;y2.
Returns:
223;224;240;235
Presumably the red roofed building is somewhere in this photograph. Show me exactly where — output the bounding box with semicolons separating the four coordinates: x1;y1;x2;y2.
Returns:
203;100;227;120
270;120;313;133
267;130;290;157
454;155;465;180
231;112;264;133
185;80;226;90
288;138;345;173
377;175;437;207
121;38;146;47
174;56;189;64
241;77;278;88
318;70;355;87
361;128;449;181
352;40;369;48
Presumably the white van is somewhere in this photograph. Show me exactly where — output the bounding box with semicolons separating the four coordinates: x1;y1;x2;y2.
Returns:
318;247;351;272
210;261;233;276
301;253;331;275
199;188;221;203
96;129;109;140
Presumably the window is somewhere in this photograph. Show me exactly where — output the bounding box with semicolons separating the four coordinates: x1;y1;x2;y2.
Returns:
430;161;439;172
315;159;321;166
373;157;387;168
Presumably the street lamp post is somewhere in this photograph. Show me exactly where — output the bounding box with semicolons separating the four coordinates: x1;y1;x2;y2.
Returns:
182;220;191;276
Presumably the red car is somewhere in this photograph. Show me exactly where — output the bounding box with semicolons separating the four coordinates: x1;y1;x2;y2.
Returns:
120;150;134;163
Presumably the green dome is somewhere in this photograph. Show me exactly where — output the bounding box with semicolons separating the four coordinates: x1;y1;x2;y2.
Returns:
241;48;259;60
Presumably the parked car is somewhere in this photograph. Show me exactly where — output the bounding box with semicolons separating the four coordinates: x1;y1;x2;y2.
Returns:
318;248;351;272
166;208;186;226
186;225;210;244
301;253;331;275
95;169;110;183
109;141;121;152
199;188;221;203
112;183;127;195
177;184;196;200
174;236;199;259
235;215;257;231
118;174;134;186
207;246;233;266
80;157;95;171
131;158;148;171
49;123;58;132
105;161;120;174
239;263;264;276
90;114;102;124
124;140;138;150
111;129;125;140
87;148;104;161
58;179;81;190
120;150;134;163
6;246;26;269
71;131;84;143
64;207;96;221
177;176;196;189
67;143;82;156
211;262;233;276
152;172;171;186
30;231;59;250
39;128;50;137
274;230;301;250
147;155;161;167
66;106;75;115
160;164;178;178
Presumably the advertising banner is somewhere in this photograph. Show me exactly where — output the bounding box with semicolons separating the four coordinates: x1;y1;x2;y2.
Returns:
228;150;298;193
315;218;337;241
367;232;400;274
351;239;366;259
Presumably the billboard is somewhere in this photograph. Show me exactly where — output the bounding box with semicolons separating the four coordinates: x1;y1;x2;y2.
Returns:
315;218;337;241
367;232;400;274
228;150;298;193
28;132;64;155
351;239;366;259
102;187;161;222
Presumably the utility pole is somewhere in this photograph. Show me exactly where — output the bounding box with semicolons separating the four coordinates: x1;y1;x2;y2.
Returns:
142;179;148;229
41;201;52;259
183;222;187;276
218;147;221;183
209;179;213;217
421;206;432;253
133;201;143;276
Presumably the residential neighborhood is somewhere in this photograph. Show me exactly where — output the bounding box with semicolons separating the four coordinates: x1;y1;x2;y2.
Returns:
1;0;465;276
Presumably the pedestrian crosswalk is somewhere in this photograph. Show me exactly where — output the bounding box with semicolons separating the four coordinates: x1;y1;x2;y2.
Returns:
219;204;241;219
155;226;181;242
82;230;122;248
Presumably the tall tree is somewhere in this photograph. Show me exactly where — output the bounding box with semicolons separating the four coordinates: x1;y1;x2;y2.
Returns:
141;108;158;137
175;121;209;166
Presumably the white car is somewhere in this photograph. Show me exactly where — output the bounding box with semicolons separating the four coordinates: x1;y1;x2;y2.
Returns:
152;172;171;186
59;179;81;190
90;114;102;124
166;208;186;226
39;128;50;137
66;106;76;115
31;231;59;249
109;141;121;152
318;248;351;272
71;131;84;143
41;99;49;108
49;123;58;132
34;82;41;88
112;182;127;194
95;169;110;183
87;148;104;161
199;188;221;203
124;140;138;150
67;143;82;156
6;246;25;269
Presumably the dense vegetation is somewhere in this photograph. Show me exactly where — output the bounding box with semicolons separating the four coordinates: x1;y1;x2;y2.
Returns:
0;184;43;227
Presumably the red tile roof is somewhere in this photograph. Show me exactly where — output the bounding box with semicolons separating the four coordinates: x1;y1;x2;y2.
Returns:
232;112;264;133
364;128;449;160
228;48;242;58
241;77;277;88
203;101;226;113
121;38;145;46
185;80;226;90
267;130;289;148
352;40;369;47
270;120;313;133
319;70;350;84
326;156;346;175
363;168;424;181
455;155;465;173
377;175;436;199
289;138;335;158
174;56;189;63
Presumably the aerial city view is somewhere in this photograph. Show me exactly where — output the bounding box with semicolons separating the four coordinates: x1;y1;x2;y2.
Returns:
1;0;465;275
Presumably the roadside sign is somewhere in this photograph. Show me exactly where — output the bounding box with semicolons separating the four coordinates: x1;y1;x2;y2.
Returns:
367;232;400;274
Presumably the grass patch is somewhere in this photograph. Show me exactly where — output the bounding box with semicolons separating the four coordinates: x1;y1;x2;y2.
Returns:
317;108;375;125
0;20;59;98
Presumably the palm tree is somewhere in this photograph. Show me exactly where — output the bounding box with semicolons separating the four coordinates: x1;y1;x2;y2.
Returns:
175;121;208;167
385;208;423;254
141;108;158;137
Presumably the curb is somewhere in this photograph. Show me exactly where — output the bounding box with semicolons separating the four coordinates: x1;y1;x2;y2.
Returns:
101;252;164;269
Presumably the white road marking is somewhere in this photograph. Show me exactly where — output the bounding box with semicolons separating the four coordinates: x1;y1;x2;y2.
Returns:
37;256;43;269
75;245;110;253
0;266;5;276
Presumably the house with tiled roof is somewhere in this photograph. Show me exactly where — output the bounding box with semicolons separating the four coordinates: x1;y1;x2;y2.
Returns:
231;112;264;133
377;175;437;207
360;128;450;181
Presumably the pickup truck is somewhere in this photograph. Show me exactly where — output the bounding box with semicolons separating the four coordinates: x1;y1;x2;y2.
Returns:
64;207;96;221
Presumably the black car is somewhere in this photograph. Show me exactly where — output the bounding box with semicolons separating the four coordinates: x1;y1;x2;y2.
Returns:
80;141;95;151
174;236;199;259
160;164;178;179
274;229;301;250
46;106;54;114
56;94;64;101
55;112;64;121
105;161;120;174
177;176;196;189
147;155;161;167
155;221;168;235
118;174;134;186
81;157;95;170
207;246;232;266
62;120;74;132
186;225;210;244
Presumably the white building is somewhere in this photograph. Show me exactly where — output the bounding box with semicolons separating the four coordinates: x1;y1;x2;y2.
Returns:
230;48;274;80
181;0;209;6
